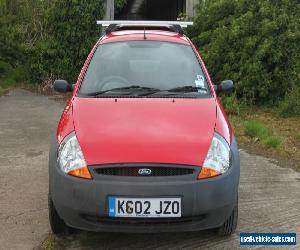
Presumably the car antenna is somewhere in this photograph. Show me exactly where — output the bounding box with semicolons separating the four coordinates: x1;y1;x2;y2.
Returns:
144;26;147;40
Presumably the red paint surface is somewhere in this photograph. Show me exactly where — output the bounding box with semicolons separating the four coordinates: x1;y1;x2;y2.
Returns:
101;30;190;45
56;99;74;144
72;97;216;166
215;98;232;144
56;30;232;166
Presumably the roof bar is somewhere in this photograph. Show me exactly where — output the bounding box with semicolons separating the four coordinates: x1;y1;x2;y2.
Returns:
96;20;193;28
97;20;193;35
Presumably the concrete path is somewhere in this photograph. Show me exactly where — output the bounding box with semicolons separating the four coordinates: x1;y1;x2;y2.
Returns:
0;90;299;250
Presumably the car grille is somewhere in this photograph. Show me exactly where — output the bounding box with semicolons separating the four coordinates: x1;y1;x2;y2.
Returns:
94;166;195;177
82;215;206;226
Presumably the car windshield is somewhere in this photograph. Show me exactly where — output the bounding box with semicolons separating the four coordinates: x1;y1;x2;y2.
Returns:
78;41;210;97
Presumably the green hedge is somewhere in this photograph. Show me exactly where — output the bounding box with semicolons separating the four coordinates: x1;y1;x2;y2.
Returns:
188;0;300;105
28;0;105;84
0;0;130;86
278;86;300;117
1;0;106;85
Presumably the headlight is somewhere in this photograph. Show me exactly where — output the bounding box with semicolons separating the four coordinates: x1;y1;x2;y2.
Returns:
198;133;231;179
58;132;92;179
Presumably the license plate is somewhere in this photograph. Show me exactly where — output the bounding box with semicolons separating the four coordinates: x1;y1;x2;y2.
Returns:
108;197;181;218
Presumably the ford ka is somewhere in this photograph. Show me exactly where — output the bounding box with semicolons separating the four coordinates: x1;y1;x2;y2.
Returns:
48;21;240;236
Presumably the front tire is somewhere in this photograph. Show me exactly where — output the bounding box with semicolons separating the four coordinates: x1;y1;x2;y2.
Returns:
217;197;238;236
48;193;71;235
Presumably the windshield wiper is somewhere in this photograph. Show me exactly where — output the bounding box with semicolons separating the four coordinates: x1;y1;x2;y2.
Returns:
81;85;208;97
139;85;209;97
166;85;208;93
83;85;161;97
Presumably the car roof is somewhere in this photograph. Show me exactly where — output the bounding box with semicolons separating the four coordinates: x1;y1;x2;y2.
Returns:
99;30;191;45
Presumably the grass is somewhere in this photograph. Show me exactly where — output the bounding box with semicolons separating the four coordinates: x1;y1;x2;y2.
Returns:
220;93;300;170
295;133;300;142
229;106;300;170
244;120;281;148
0;77;17;96
41;234;56;250
244;120;272;140
262;136;282;148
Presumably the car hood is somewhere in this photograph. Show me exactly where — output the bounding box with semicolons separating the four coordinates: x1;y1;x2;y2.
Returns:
73;97;216;166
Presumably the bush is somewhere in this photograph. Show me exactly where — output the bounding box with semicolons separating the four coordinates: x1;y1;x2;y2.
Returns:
188;0;300;105
43;0;104;83
0;61;12;77
10;66;28;82
278;87;300;117
115;0;127;12
1;0;105;85
0;46;28;88
219;93;241;116
1;78;16;88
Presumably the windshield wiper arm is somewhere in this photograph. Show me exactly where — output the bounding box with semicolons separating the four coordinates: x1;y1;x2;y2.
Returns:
166;85;208;93
82;85;208;97
84;85;161;97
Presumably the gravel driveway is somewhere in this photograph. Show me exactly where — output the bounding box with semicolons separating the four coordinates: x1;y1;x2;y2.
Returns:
0;89;299;250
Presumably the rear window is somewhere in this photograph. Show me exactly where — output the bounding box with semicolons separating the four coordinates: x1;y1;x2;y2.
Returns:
79;41;210;96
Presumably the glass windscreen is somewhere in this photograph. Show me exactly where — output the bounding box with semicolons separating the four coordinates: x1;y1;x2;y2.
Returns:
79;41;210;97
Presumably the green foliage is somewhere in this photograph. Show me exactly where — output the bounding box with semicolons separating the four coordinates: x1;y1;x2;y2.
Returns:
244;120;281;148
1;78;16;89
0;61;13;77
0;0;51;74
189;0;300;105
278;86;300;117
0;0;105;85
0;65;28;89
28;0;105;83
262;136;281;148
295;133;300;141
219;93;240;115
244;120;272;139
115;0;127;12
41;233;56;250
10;66;28;82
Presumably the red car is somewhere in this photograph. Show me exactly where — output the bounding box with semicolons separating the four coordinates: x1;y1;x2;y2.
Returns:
49;21;240;236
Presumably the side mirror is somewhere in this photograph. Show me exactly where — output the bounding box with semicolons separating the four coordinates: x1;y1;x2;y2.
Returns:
53;80;73;93
214;80;234;94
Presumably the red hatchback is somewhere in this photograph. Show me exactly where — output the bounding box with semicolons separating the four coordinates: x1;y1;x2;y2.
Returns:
49;21;240;236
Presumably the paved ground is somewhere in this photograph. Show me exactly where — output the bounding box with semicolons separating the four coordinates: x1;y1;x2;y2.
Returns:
0;89;299;250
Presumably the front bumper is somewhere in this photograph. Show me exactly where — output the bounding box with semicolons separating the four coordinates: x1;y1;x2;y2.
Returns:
49;137;240;233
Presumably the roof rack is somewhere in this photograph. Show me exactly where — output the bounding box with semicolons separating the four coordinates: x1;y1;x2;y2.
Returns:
96;20;193;35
